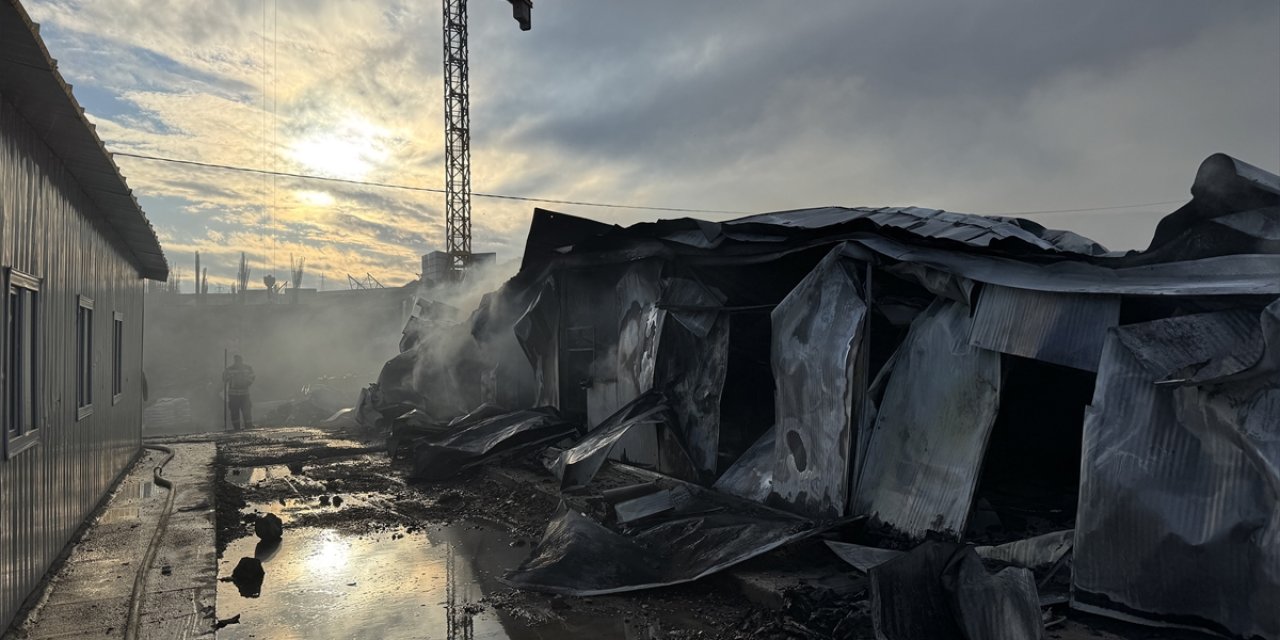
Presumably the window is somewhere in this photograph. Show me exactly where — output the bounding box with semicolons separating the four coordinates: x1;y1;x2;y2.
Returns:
5;269;40;459
77;296;93;419
112;312;124;402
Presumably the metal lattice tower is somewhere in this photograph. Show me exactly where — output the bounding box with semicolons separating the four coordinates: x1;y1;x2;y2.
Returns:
443;0;472;276
441;0;530;280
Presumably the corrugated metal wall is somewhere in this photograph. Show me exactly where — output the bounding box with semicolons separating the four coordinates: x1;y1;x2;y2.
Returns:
0;94;146;630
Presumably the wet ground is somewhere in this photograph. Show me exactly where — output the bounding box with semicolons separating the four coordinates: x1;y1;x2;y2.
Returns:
209;426;755;640
198;425;1217;640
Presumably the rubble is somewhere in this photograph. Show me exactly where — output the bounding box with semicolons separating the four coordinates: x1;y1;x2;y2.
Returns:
357;153;1278;638
253;512;284;541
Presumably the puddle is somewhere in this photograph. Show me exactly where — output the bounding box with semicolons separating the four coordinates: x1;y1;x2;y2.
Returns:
216;520;699;640
98;479;156;524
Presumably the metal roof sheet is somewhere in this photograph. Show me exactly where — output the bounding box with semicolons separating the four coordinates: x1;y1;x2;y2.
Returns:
729;206;1109;256
1;0;168;280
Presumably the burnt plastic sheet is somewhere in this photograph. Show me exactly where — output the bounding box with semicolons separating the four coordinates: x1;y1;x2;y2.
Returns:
1073;306;1280;639
970;285;1120;372
769;248;868;518
712;425;776;503
549;392;696;489
869;542;1043;640
851;300;1001;540
505;497;814;595
410;407;576;480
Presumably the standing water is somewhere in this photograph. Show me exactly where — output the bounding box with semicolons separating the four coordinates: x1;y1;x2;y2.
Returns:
216;520;687;639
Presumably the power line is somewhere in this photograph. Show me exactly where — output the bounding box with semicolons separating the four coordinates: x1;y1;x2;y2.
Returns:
112;151;1183;218
986;200;1184;217
111;151;751;215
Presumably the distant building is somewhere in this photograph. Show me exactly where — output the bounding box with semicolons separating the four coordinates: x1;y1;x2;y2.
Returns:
421;250;497;288
1;0;168;629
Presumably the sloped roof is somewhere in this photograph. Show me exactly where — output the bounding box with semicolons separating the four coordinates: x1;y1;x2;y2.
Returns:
1;0;168;280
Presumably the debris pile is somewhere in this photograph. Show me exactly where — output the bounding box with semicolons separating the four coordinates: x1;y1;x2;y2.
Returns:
363;153;1280;639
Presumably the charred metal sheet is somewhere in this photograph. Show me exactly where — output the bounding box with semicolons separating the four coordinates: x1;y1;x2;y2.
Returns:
1073;307;1280;639
882;261;974;304
513;280;560;407
869;541;967;640
769;248;867;519
970;285;1120;371
656;278;730;478
824;540;903;573
1144;153;1280;253
1113;308;1260;383
615;261;663;404
976;529;1074;570
410;408;576;480
712;426;776;503
851;300;1001;540
842;237;1280;296
614;487;693;525
869;542;1043;640
943;550;1044;640
728;206;1106;255
504;497;814;595
551;392;671;489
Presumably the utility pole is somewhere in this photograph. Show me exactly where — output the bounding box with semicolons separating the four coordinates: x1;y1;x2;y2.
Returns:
441;0;531;280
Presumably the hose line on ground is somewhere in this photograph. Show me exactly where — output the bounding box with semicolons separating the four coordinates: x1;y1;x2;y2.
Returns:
124;445;177;640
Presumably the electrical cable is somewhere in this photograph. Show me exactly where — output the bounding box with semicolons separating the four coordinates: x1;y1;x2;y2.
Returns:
123;445;177;640
111;152;1183;218
111;152;751;214
985;200;1185;217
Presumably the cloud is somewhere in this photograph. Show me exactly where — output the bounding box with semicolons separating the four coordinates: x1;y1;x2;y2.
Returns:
21;0;1280;288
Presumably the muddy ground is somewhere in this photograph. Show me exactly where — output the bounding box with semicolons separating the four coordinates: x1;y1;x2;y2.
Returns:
191;425;1206;640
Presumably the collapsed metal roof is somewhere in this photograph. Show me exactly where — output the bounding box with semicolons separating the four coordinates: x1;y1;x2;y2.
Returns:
1;0;168;280
376;153;1280;638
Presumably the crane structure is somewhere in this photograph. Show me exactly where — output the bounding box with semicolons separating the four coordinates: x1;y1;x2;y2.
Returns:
441;0;531;279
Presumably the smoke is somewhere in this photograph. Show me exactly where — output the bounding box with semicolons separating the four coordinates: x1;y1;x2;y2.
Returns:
379;257;538;422
143;286;412;432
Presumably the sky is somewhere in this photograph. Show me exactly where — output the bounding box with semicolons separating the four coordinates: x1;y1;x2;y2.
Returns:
21;0;1280;290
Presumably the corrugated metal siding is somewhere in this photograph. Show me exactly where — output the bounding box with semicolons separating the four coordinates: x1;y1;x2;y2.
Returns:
1073;318;1280;639
0;94;146;630
969;285;1120;371
851;299;1002;540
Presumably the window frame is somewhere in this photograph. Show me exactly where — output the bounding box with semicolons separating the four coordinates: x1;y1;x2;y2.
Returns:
112;311;124;404
76;295;94;420
4;268;42;460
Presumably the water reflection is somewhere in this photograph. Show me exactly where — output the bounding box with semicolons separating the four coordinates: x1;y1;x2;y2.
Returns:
216;518;706;640
217;521;524;640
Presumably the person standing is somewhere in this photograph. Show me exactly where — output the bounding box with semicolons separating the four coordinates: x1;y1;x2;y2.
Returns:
223;355;256;430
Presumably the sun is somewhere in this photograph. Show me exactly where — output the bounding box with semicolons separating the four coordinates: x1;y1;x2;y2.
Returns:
288;116;393;181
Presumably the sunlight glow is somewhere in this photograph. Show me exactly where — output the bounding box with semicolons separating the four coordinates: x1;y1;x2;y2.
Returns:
288;116;393;180
306;531;350;575
295;189;336;207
